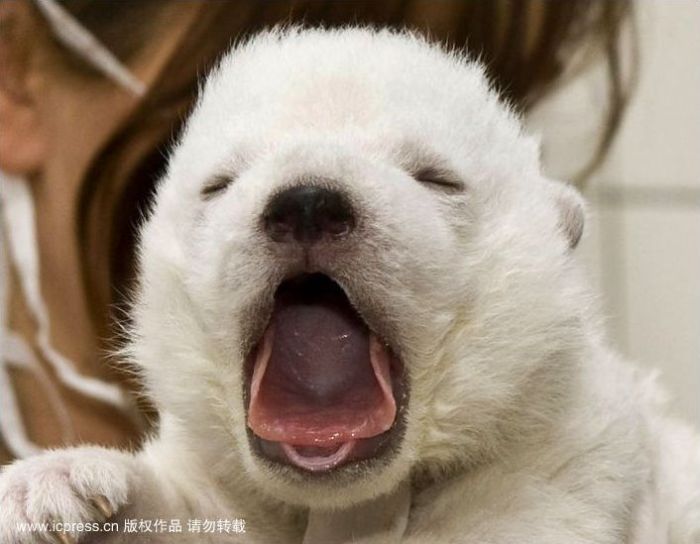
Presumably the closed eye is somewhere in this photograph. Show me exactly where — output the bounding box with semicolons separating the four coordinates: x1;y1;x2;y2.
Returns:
413;166;465;193
201;174;235;199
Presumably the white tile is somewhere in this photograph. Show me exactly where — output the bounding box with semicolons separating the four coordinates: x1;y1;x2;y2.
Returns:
530;1;700;189
619;207;700;425
602;1;700;188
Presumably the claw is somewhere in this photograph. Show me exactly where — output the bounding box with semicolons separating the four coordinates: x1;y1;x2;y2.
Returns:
53;531;77;544
90;495;114;520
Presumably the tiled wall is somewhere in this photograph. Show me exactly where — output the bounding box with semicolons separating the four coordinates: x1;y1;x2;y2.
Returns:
528;1;700;425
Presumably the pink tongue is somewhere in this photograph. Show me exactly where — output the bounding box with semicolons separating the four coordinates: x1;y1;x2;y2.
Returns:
248;288;396;447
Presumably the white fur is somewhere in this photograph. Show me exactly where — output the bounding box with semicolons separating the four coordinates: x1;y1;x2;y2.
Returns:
1;28;698;544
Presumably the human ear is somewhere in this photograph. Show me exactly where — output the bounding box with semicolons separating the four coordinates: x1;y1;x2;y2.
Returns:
0;1;47;175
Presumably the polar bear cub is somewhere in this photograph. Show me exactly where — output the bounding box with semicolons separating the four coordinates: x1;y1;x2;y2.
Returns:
1;27;699;544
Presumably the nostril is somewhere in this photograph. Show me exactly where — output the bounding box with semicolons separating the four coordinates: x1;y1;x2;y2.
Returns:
263;185;355;244
316;191;354;239
325;217;353;238
265;214;296;243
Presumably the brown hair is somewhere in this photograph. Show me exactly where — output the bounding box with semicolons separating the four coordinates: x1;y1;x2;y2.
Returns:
47;0;632;341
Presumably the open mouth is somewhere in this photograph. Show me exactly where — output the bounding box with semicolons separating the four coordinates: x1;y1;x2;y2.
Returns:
245;274;405;473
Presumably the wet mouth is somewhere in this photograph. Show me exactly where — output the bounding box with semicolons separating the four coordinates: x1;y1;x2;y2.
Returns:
245;273;405;473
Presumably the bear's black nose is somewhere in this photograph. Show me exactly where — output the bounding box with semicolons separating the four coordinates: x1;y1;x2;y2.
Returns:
263;185;355;244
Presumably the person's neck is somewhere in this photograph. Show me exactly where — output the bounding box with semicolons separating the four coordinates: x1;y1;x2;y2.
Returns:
28;170;97;372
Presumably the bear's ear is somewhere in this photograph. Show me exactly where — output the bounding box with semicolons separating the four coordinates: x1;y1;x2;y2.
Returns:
546;180;585;250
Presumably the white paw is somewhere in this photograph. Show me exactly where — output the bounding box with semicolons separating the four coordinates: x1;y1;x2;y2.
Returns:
0;447;134;544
